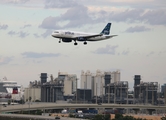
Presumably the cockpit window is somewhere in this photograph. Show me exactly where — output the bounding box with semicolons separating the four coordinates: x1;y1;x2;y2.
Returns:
54;31;59;33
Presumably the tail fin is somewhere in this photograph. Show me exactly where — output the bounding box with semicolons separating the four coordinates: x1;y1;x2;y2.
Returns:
100;23;111;35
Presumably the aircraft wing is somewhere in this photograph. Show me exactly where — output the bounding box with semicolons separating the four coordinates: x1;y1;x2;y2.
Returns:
75;34;102;39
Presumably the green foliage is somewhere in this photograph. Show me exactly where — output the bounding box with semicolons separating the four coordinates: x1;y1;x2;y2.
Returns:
123;115;135;120
21;109;42;115
29;96;32;101
104;114;111;120
35;109;43;115
94;114;103;120
112;114;147;120
69;113;75;118
19;99;25;104
91;114;110;120
35;99;41;102
115;113;123;119
161;117;166;120
8;100;11;105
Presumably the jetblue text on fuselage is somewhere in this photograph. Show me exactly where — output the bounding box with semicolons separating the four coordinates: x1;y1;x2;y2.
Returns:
65;31;74;35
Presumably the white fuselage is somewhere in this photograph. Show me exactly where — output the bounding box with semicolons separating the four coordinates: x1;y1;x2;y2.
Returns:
52;30;111;41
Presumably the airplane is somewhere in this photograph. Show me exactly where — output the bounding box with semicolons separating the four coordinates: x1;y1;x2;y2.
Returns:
51;23;117;45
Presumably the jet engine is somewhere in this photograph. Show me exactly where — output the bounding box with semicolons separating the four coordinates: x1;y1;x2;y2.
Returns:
62;38;72;42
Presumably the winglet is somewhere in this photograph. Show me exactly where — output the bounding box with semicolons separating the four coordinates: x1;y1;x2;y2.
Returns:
100;23;111;35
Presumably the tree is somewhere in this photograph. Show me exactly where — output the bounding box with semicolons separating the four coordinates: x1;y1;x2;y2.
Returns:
19;99;25;104
161;117;166;120
35;99;41;102
91;114;110;120
8;99;11;105
92;114;103;120
114;113;123;120
112;114;147;120
29;96;32;101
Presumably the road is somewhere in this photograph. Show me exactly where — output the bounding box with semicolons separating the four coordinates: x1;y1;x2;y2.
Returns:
1;103;166;113
0;113;82;120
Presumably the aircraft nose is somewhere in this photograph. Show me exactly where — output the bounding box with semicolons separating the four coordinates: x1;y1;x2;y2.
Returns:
51;33;54;37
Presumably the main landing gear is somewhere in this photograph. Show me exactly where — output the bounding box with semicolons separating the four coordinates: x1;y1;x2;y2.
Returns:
74;41;87;45
74;40;78;45
84;41;87;45
74;42;78;45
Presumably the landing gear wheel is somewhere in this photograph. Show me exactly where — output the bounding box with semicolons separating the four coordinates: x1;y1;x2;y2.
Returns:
84;41;87;45
59;39;61;43
74;42;78;45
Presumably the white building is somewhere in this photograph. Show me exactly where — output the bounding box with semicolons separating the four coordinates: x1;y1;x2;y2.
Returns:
81;70;121;97
93;70;104;96
58;72;77;96
111;70;120;83
81;70;93;89
24;87;41;102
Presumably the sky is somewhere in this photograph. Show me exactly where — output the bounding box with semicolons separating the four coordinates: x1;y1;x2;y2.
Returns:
0;0;166;89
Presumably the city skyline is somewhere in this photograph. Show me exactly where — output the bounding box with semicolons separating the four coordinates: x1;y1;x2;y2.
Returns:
0;0;166;88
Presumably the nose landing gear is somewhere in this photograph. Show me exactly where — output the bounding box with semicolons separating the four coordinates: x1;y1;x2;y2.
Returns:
59;38;61;43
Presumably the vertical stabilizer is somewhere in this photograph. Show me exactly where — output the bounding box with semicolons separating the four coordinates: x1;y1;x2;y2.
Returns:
100;23;111;35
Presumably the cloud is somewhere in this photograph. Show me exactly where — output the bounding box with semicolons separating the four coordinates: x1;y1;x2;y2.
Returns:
108;8;166;26
146;51;155;57
40;3;166;31
22;24;31;29
40;7;166;31
141;9;166;25
0;56;13;65
33;33;40;38
125;26;151;33
60;5;94;28
107;9;144;23
93;45;118;55
122;49;130;55
80;0;166;9
18;31;29;38
44;0;79;8
158;51;166;56
39;5;96;29
41;29;52;38
8;31;29;38
39;16;61;30
8;30;18;36
0;0;30;4
0;24;8;30
22;52;61;58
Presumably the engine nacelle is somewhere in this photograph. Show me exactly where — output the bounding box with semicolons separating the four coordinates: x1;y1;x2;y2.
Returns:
77;37;86;41
62;38;72;42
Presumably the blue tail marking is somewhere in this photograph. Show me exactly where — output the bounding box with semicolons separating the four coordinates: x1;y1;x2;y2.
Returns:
100;23;111;35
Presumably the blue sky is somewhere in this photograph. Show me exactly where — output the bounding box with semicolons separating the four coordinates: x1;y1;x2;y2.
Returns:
0;0;166;89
